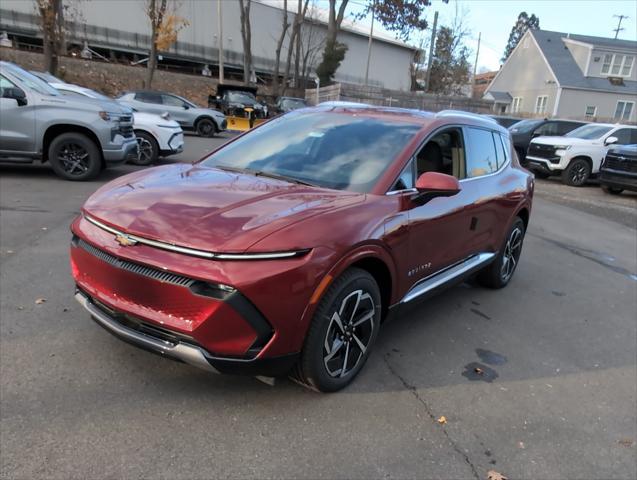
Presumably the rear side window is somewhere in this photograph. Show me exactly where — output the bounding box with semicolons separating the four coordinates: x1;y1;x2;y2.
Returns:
464;127;498;178
493;132;507;168
135;92;162;104
558;121;583;135
534;122;559;136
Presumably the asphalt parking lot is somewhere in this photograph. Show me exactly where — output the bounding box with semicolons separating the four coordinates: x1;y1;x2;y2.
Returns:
1;134;636;480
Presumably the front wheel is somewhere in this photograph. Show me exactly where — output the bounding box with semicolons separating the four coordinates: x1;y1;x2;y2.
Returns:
601;185;623;195
130;131;158;166
477;217;526;289
48;132;101;181
196;118;216;138
561;158;591;186
294;268;381;392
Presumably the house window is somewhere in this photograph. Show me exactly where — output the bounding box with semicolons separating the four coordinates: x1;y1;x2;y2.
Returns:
511;97;523;113
601;54;634;77
535;96;548;114
585;106;597;119
614;101;635;121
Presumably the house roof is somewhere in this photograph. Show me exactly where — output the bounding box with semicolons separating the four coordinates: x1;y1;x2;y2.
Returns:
530;29;637;94
484;91;512;102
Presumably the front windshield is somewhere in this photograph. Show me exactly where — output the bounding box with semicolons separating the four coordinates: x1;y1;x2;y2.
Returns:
7;66;60;96
566;124;613;139
201;111;421;192
509;119;542;133
282;98;307;109
227;91;256;103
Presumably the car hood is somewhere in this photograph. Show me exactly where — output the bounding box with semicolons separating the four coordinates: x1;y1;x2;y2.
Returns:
82;163;363;253
531;136;596;147
42;94;132;115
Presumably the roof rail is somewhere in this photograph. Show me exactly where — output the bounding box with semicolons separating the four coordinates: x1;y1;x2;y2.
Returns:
436;109;498;123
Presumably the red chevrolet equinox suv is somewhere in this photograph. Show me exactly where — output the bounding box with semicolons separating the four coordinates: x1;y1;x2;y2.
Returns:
70;105;534;392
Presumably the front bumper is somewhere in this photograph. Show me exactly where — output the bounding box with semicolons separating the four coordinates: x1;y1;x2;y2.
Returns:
525;156;563;174
103;138;139;164
75;289;299;376
599;169;637;192
159;132;184;157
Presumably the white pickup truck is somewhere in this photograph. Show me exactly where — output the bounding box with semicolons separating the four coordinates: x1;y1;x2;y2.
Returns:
525;123;637;186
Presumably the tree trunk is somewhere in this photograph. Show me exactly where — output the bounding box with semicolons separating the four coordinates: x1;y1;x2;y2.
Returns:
146;26;157;88
282;0;309;94
239;0;252;85
272;0;289;97
40;0;62;75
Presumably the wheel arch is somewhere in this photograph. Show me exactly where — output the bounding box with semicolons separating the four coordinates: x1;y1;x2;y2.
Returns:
42;124;103;165
515;206;530;230
194;115;217;129
568;155;593;170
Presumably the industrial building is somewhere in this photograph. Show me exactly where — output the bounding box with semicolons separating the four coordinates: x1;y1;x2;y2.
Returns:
0;0;418;90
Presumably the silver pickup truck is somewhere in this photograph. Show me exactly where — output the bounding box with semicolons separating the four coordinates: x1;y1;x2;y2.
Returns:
0;61;138;181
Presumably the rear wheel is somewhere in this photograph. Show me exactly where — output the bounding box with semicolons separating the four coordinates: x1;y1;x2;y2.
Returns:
601;185;623;195
196;118;216;137
561;158;591;186
130;130;158;166
294;268;381;392
477;217;526;289
48;132;101;181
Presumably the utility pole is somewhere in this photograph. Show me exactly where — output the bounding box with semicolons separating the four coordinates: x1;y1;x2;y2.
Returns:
472;32;481;98
424;10;438;93
613;14;628;39
217;0;224;83
364;0;376;86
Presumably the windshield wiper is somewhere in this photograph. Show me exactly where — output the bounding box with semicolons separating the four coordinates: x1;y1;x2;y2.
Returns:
253;170;316;187
215;166;316;187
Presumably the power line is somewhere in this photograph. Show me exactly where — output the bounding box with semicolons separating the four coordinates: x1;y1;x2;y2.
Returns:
612;14;629;39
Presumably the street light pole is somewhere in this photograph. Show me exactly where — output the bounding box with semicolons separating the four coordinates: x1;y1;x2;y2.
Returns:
217;0;224;83
364;0;376;86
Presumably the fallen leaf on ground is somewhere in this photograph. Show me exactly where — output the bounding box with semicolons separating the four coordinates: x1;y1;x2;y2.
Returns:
437;416;447;425
518;441;525;449
618;438;634;447
487;470;508;480
474;367;484;375
35;298;46;305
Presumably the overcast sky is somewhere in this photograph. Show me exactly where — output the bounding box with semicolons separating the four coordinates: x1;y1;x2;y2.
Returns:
343;0;637;72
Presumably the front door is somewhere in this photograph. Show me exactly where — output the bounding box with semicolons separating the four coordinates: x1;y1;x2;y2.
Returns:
0;75;35;155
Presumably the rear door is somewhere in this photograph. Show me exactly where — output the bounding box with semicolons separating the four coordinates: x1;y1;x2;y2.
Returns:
133;92;164;115
0;74;35;155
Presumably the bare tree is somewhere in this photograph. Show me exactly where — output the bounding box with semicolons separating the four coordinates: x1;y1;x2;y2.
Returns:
272;0;290;96
299;3;325;90
144;0;188;88
35;0;66;74
238;0;253;85
283;0;310;92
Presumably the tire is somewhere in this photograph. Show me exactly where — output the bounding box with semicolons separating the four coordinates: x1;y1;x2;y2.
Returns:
561;158;591;186
195;118;216;138
533;170;550;179
293;268;381;392
48;132;101;181
601;185;623;195
130;130;158;166
477;217;526;289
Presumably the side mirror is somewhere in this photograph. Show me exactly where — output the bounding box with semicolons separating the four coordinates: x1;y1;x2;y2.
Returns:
2;87;27;106
413;172;461;204
183;104;190;110
605;136;618;146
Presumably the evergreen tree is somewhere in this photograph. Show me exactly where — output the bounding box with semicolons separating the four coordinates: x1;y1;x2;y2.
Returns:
428;26;471;95
501;12;540;63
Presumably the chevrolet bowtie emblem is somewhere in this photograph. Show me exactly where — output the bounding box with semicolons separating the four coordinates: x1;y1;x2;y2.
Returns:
115;234;138;247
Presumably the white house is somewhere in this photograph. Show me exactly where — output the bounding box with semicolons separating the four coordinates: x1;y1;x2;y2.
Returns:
485;30;636;122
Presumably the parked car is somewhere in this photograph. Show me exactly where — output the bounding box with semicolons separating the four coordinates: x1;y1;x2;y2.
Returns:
29;70;65;84
208;84;268;119
273;96;308;115
48;82;184;165
70;105;533;392
509;118;587;162
488;115;522;128
0;61;137;180
526;123;637;186
599;144;637;194
118;90;226;138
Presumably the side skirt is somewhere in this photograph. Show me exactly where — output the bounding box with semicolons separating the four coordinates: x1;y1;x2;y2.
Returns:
386;253;496;319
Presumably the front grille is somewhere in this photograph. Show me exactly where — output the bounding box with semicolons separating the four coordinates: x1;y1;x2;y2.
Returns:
604;155;637;173
119;125;134;138
76;237;195;287
528;143;559;162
